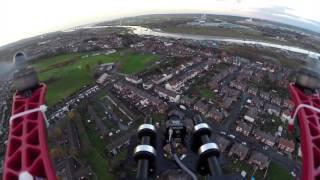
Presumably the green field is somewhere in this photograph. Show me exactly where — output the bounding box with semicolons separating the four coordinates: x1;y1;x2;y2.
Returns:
266;162;292;180
33;51;159;105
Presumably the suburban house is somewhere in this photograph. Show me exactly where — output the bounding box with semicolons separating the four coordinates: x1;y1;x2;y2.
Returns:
278;137;295;154
228;143;249;161
244;107;258;123
271;96;282;106
96;73;110;85
113;82;166;113
236;122;252;136
247;87;258;96
152;73;173;85
259;91;271;101
252;97;265;109
248;151;270;170
265;104;281;116
193;100;210;115
230;80;247;92
154;86;180;103
254;129;276;147
208;81;219;90
206;106;224;122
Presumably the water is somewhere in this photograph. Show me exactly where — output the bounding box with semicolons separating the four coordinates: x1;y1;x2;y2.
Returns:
70;25;320;59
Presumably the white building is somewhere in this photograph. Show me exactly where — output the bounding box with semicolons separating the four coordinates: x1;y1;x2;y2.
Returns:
152;74;173;85
96;73;109;85
154;86;180;103
125;76;143;84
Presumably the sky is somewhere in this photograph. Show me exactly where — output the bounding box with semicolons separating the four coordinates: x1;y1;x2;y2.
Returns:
1;0;320;47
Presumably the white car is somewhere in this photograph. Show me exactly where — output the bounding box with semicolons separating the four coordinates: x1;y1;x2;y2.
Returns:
115;130;121;134
228;134;236;139
290;171;296;177
179;105;187;110
128;121;133;126
241;141;247;145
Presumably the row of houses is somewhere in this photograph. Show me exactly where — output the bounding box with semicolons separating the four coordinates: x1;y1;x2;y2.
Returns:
215;136;270;170
236;121;295;154
165;59;215;92
244;102;292;124
208;66;239;90
113;81;166;113
161;95;224;123
188;99;225;122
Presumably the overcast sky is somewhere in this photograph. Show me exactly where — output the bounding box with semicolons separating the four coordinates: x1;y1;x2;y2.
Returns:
1;0;320;47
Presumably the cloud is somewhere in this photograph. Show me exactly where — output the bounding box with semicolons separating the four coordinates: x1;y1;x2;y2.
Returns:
274;13;319;26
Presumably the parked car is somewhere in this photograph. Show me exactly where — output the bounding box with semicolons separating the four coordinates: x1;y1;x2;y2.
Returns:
220;131;227;135
228;134;236;139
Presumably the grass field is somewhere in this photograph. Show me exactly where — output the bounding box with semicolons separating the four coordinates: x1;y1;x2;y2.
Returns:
266;162;292;180
33;51;159;105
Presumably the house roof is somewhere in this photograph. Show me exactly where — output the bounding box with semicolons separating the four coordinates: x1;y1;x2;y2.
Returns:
237;121;252;132
255;129;276;142
154;86;179;98
246;107;258;118
229;143;249;158
194;100;210;113
278;137;295;149
249;151;269;168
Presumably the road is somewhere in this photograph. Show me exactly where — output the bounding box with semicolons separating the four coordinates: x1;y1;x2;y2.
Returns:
221;93;248;131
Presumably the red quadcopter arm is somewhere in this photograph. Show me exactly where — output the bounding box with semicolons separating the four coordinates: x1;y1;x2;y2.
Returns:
2;84;56;180
289;83;320;180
